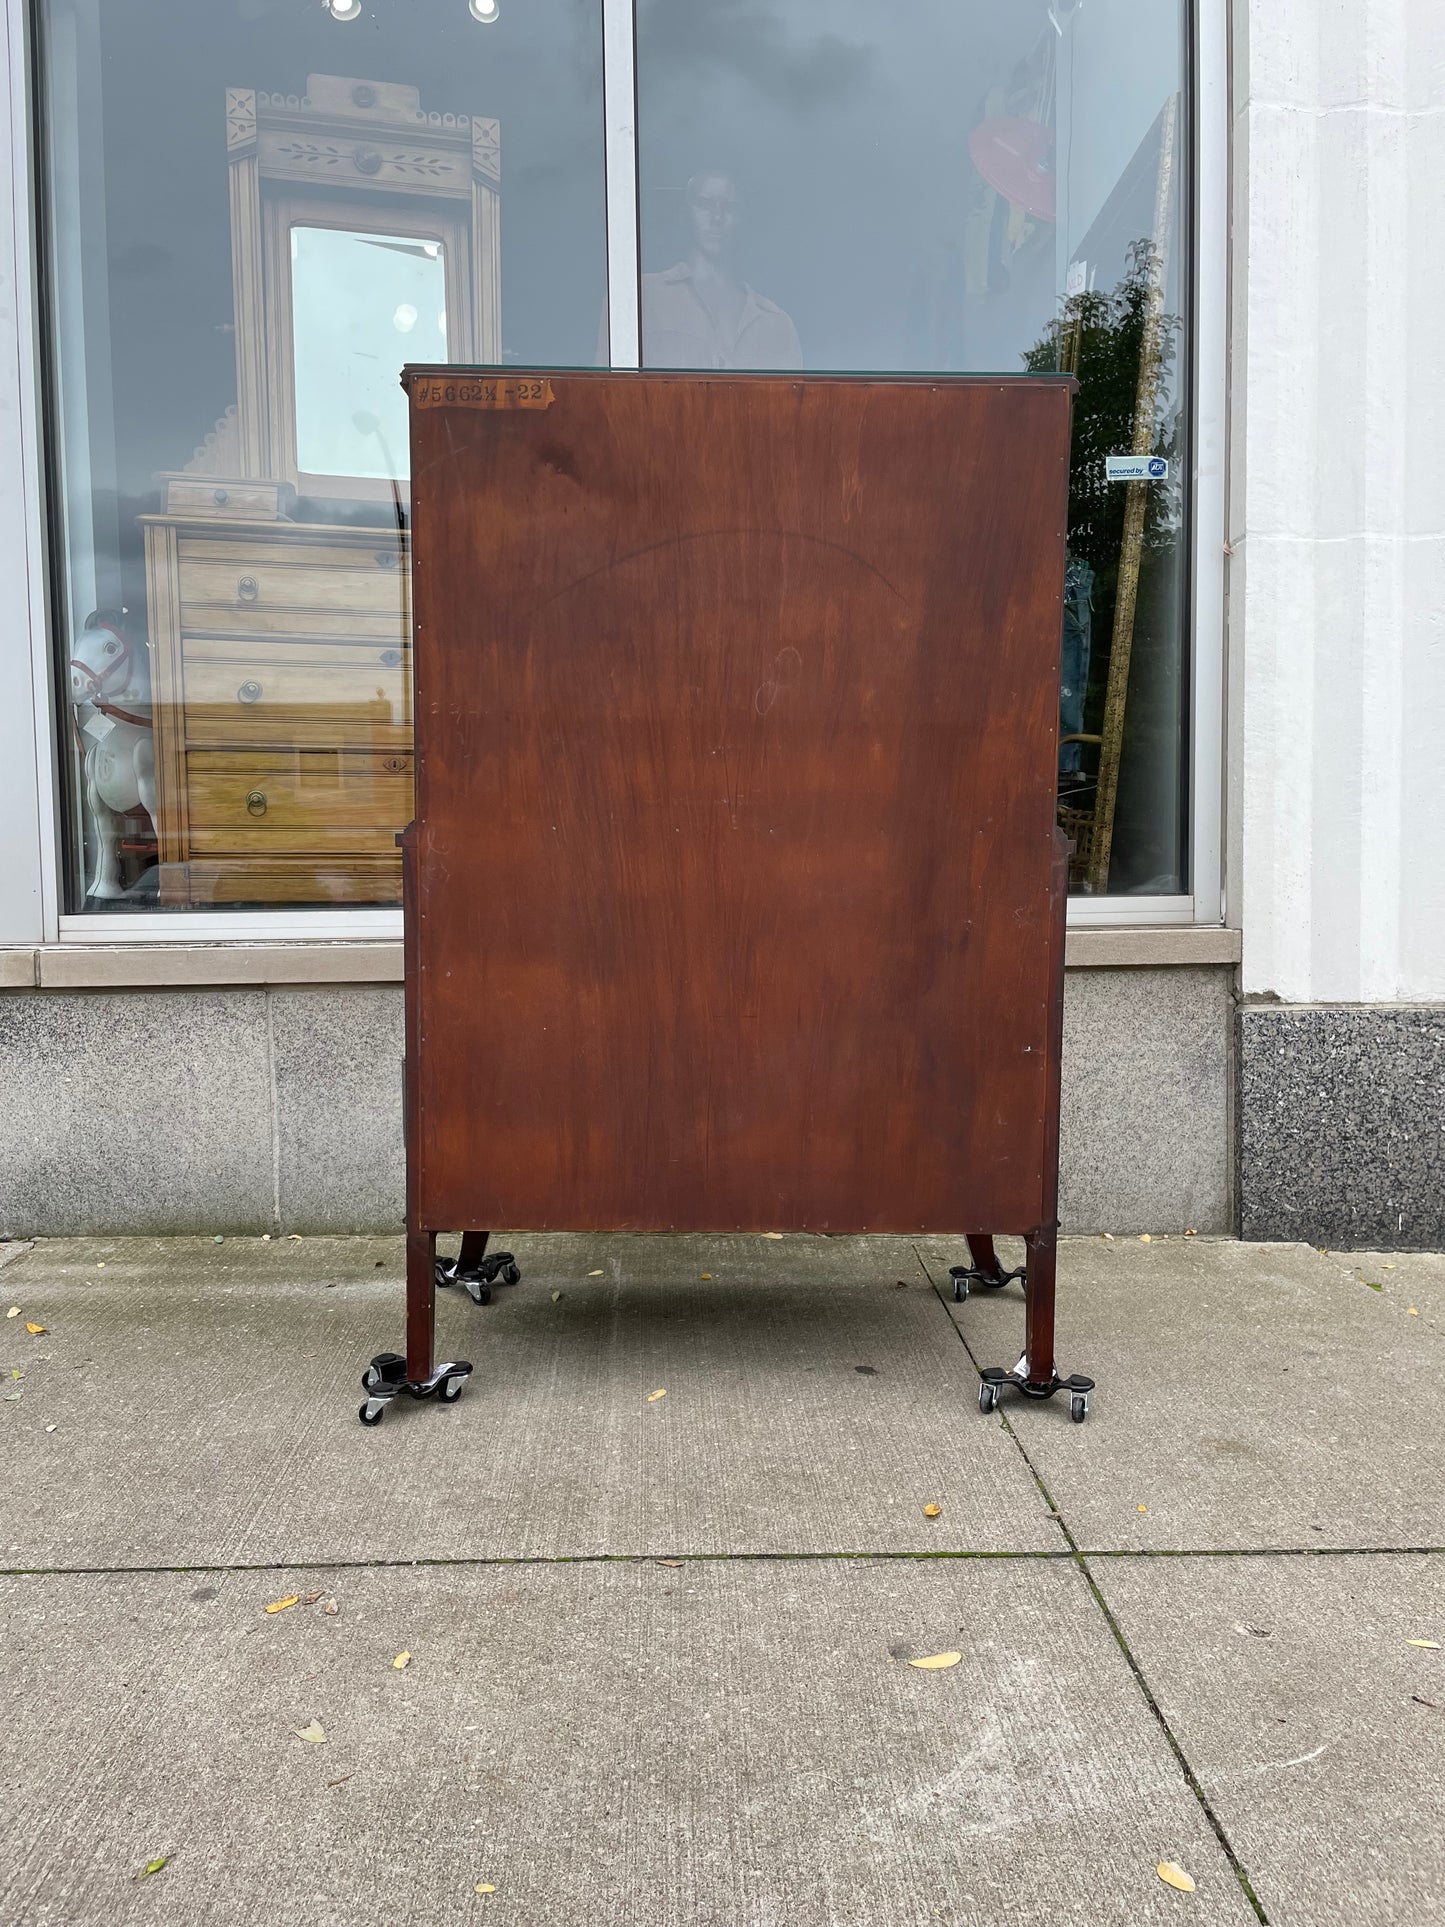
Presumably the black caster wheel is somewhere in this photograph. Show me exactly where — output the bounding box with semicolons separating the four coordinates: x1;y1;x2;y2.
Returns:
978;1379;999;1414
363;1352;405;1392
950;1266;970;1303
1070;1393;1089;1423
463;1279;491;1306
500;1261;521;1286
437;1374;467;1404
359;1398;386;1427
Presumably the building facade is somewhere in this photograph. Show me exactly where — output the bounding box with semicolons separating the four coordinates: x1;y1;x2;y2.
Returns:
0;0;1439;1247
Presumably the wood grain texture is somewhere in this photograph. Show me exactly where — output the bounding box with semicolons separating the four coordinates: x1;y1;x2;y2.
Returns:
405;371;1073;1236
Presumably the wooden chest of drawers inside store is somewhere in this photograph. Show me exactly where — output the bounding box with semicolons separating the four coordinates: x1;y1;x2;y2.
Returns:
140;488;413;907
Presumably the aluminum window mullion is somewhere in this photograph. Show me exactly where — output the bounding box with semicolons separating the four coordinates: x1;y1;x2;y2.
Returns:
602;0;640;368
1188;0;1227;927
0;0;59;946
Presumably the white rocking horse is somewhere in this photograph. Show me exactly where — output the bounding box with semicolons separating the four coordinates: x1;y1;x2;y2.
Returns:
68;608;157;900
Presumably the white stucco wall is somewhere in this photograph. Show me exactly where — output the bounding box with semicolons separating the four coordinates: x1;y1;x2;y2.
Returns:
1230;0;1445;1001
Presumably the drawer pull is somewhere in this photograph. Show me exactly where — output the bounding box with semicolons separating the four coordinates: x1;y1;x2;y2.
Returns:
379;648;401;667
237;679;263;704
375;550;398;570
237;575;259;602
213;487;229;507
245;789;268;817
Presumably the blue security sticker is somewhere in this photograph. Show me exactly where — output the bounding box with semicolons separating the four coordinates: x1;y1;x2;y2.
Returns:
1104;454;1169;482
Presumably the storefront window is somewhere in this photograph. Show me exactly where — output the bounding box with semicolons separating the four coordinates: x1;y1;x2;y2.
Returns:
636;0;1191;893
40;0;605;911
41;0;1190;916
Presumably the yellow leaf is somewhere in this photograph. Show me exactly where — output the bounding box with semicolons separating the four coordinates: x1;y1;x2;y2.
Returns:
96;1262;105;1269
1156;1861;1196;1892
647;1388;667;1402
700;1273;713;1280
136;1856;168;1880
551;1291;563;1302
922;1503;942;1518
1407;1639;1440;1649
762;1232;784;1239
265;1595;300;1614
475;1884;497;1895
587;1269;604;1276
1138;1504;1148;1513
907;1651;961;1670
5;1306;19;1317
1409;1307;1419;1316
26;1323;46;1335
294;1720;327;1743
1139;1234;1152;1244
393;1651;411;1670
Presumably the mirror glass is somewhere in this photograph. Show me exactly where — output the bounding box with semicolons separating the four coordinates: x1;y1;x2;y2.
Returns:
291;225;449;480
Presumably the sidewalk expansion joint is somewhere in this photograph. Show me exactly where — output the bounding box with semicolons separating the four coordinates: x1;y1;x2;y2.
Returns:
913;1242;1273;1927
5;1540;1441;1582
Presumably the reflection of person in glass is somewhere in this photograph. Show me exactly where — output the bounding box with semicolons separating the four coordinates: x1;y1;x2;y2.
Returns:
643;171;801;370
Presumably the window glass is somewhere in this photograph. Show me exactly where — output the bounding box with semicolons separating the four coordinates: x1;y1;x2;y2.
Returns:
636;0;1191;894
41;0;605;912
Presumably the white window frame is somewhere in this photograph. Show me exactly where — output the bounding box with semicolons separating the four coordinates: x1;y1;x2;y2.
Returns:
0;0;1227;950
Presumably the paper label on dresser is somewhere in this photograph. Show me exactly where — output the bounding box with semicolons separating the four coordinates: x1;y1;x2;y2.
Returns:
409;376;554;411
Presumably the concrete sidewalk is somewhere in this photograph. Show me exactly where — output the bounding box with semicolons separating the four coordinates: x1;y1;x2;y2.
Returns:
1;1232;1442;1925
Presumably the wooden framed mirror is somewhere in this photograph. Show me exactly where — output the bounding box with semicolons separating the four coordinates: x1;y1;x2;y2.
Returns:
226;73;500;498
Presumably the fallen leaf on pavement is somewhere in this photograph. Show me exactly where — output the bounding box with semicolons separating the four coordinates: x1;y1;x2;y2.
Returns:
647;1389;667;1402
1409;1307;1419;1316
907;1652;961;1670
762;1232;784;1239
327;1775;352;1787
1413;1696;1439;1709
1138;1504;1148;1513
1184;1228;1197;1237
96;1262;105;1269
3;1391;20;1401
475;1884;497;1895
25;1323;46;1335
700;1273;712;1280
587;1269;604;1276
1138;1234;1152;1244
45;1424;56;1433
393;1651;411;1670
551;1291;563;1302
5;1306;19;1317
658;1559;683;1568
1156;1861;1195;1892
265;1595;300;1614
321;1598;339;1616
1407;1639;1440;1650
294;1721;327;1743
299;1591;323;1606
923;1503;942;1518
136;1856;168;1880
